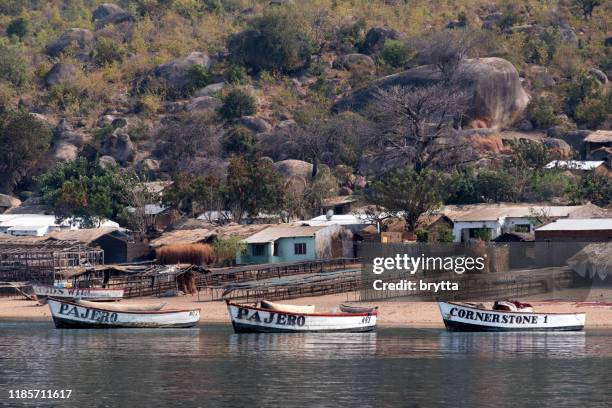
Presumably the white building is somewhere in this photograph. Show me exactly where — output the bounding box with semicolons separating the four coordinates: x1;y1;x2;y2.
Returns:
301;213;371;232
443;204;605;243
0;214;119;237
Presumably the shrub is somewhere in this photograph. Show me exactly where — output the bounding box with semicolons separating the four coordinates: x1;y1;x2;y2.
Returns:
574;90;611;128
93;37;126;66
436;226;454;243
0;46;28;86
222;126;256;156
218;87;256;119
225;63;248;84
564;71;602;119
155;243;215;265
227;8;314;73
525;97;559;129
6;17;28;39
212;237;246;266
45;84;85;112
381;39;412;68
187;64;210;90
416;229;429;242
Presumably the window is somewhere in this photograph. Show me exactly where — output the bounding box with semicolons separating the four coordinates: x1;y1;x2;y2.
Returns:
273;241;279;256
252;244;266;256
294;243;306;255
514;224;531;233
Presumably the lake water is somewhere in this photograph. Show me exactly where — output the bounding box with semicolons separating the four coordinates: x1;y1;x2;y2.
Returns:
1;322;611;407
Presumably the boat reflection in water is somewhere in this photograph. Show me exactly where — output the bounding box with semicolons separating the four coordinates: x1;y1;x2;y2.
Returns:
228;331;378;359
439;330;587;358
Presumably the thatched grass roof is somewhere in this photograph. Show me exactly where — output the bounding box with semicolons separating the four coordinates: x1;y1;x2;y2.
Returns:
567;243;612;280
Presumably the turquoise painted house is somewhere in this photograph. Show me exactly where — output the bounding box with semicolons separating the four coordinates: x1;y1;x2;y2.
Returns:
236;225;351;265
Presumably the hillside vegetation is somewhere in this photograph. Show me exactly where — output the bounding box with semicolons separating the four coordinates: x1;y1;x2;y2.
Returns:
0;0;610;229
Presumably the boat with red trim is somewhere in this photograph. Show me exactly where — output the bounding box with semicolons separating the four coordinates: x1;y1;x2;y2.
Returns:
226;300;378;333
48;298;200;329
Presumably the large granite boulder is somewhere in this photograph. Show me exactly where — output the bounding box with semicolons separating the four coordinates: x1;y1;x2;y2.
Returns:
54;142;79;162
185;96;222;112
142;52;211;95
334;57;529;129
0;194;21;212
45;28;94;58
333;53;376;74
238;116;272;133
360;27;404;55
92;3;133;28
44;63;77;87
102;131;135;165
273;159;313;180
543;137;572;159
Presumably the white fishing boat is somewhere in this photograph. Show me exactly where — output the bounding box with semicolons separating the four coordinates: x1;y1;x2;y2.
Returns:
48;298;200;329
226;300;377;333
438;301;585;332
33;284;124;305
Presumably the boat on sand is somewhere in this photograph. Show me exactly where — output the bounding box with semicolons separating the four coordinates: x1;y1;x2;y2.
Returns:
226;300;377;333
438;301;585;332
48;298;199;329
33;284;124;305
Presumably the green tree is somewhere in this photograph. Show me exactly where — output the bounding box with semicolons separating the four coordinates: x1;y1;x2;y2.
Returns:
0;111;52;191
227;8;313;73
222;126;257;157
574;0;602;19
476;170;517;202
0;46;28;86
381;39;413;68
566;172;612;207
218;87;256;120
163;173;223;217
212;236;246;266
6;17;28;39
37;158;136;228
369;167;444;232
525;97;559;129
223;155;285;222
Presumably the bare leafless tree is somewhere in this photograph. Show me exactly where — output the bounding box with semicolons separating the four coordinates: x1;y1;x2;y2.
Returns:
415;29;488;81
366;83;470;173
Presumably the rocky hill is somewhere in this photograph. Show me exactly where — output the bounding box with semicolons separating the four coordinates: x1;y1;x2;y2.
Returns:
0;0;610;217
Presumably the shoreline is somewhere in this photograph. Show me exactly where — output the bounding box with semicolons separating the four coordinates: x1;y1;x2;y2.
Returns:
2;292;612;328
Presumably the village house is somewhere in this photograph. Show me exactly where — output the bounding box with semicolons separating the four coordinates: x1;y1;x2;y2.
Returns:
0;214;120;237
320;196;361;215
442;203;605;243
237;225;352;265
301;213;371;232
535;219;612;242
584;130;612;163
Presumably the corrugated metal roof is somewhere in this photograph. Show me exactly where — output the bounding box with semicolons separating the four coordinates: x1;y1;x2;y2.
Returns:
444;204;604;222
536;218;612;231
244;226;327;243
544;160;605;170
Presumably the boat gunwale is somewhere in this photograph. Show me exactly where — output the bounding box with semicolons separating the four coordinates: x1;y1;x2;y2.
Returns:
48;298;200;315
442;301;586;317
33;284;125;293
226;301;378;318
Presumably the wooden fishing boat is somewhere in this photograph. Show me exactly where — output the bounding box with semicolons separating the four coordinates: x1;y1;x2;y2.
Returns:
48;298;200;329
226;300;377;333
33;284;124;305
438;301;585;332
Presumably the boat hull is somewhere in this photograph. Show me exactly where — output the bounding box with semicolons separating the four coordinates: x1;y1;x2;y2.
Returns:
33;285;124;304
48;298;200;329
438;301;585;332
227;302;377;333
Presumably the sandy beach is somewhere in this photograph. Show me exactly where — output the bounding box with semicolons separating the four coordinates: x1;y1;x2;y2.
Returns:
2;292;612;328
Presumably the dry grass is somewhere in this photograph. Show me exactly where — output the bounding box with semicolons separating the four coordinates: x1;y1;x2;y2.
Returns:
155;243;215;265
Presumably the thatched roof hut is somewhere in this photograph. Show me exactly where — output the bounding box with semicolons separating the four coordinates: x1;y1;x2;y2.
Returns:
567;243;612;280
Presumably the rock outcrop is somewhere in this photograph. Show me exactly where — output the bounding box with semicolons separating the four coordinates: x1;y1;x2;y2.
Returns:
144;52;211;94
334;57;529;129
102;132;135;165
44;63;77;87
360;27;404;55
92;3;133;28
333;54;376;74
45;28;94;58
